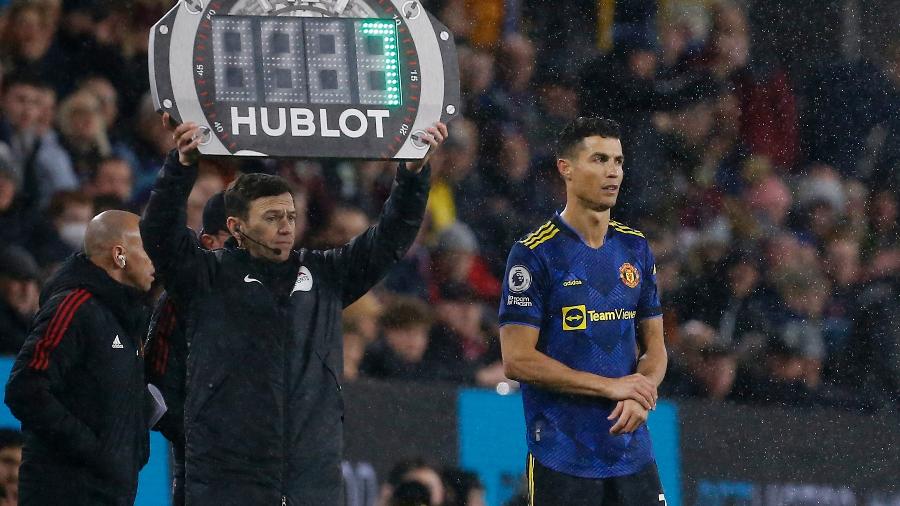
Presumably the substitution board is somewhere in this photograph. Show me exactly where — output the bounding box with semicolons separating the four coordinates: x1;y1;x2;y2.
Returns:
150;0;460;159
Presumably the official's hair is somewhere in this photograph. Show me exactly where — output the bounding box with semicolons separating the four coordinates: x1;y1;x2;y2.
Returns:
380;297;433;331
556;117;621;159
224;173;293;220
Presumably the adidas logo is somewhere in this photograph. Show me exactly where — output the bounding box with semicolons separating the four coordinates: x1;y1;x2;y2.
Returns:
112;335;124;349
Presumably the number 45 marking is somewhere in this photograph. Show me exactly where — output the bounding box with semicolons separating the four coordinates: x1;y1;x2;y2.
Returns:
659;494;667;505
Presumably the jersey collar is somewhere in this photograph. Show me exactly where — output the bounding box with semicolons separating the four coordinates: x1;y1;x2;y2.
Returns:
553;212;616;248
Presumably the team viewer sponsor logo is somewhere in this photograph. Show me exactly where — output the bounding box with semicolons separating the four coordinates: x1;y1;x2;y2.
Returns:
561;305;637;330
562;305;587;331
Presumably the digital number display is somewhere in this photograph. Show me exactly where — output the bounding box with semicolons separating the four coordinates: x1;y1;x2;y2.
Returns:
355;20;401;106
212;17;257;102
211;16;402;107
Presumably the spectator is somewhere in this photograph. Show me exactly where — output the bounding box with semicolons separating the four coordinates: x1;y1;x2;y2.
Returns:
314;205;370;249
426;119;479;234
57;89;110;178
0;0;61;80
27;190;93;269
848;271;900;408
442;468;486;506
0;246;40;354
83;157;133;204
0;429;22;505
342;293;383;382
78;76;120;132
390;481;432;506
821;237;863;361
662;320;737;401
730;335;842;408
360;296;446;382
0;164;35;246
185;172;224;234
429;222;500;303
132;93;176;197
769;269;829;388
292;188;309;247
380;459;446;506
862;189;900;281
0;73;77;209
430;283;506;387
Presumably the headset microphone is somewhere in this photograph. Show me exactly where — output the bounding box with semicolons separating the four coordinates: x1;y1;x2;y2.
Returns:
237;228;283;256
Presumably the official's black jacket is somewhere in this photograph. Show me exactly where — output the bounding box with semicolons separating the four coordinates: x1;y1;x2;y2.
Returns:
5;254;150;506
141;151;430;505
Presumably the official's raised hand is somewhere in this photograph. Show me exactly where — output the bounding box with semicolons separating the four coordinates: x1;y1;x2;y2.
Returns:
406;122;448;174
162;112;202;166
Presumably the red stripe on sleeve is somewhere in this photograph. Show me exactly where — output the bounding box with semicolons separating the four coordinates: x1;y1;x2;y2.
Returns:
29;290;92;371
28;289;85;370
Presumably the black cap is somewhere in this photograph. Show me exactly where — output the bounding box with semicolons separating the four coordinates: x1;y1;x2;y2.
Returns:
0;246;40;281
201;192;227;236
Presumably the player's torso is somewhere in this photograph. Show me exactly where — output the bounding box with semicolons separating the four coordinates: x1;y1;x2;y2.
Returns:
535;227;648;378
512;218;656;477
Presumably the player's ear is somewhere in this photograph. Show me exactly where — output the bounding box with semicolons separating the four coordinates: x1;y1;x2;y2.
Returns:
557;158;572;181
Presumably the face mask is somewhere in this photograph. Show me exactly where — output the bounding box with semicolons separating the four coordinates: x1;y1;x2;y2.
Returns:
59;222;88;249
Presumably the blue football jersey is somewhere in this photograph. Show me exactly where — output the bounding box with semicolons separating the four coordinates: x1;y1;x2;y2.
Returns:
499;213;662;478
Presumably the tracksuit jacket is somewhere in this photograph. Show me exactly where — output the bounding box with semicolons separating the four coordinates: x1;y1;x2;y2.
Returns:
5;254;150;506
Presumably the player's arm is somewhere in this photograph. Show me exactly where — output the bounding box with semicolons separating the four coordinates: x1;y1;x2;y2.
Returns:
609;317;667;435
635;246;667;387
637;316;667;387
500;324;657;409
610;247;667;435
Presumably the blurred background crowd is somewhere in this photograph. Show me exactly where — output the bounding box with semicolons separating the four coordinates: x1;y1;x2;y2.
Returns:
0;0;897;501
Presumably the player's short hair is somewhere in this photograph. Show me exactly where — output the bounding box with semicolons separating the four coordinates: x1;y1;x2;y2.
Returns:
380;297;433;331
556;117;621;159
225;173;293;220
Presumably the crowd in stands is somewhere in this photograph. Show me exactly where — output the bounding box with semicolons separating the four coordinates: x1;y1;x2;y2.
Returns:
0;0;896;504
0;0;896;448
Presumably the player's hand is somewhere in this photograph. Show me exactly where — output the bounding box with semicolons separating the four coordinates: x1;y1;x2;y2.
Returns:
405;122;448;174
608;399;649;435
162;113;202;166
605;374;657;410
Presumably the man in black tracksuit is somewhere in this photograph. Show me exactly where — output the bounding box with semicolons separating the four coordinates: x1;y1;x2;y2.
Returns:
141;116;447;505
145;192;231;506
5;211;158;506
